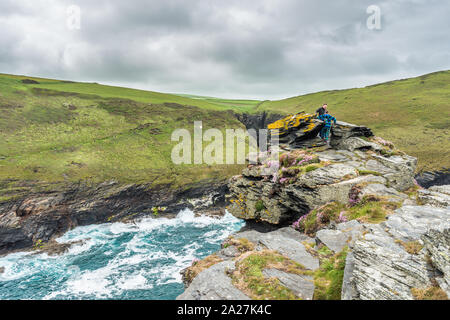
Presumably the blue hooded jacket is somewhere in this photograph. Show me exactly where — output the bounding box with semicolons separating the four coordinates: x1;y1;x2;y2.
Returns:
318;114;337;127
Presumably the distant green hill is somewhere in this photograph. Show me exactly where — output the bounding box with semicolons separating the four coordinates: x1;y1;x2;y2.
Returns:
0;73;251;201
0;71;448;201
257;70;450;172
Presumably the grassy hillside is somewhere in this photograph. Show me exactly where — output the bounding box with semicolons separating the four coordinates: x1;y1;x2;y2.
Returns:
0;73;253;201
257;71;450;172
173;94;261;113
0;71;448;201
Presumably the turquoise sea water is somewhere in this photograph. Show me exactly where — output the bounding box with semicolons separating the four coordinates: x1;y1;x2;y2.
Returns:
0;209;244;300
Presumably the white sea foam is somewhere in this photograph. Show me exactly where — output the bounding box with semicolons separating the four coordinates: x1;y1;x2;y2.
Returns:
116;273;151;291
0;208;244;299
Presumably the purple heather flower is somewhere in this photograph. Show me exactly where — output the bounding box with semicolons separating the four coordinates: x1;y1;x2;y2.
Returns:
297;155;314;166
338;211;348;223
267;160;280;170
272;173;279;183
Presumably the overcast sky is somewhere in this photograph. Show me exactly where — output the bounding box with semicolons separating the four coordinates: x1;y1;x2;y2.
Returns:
0;0;449;99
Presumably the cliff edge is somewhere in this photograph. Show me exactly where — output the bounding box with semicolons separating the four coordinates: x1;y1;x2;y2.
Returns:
178;119;449;300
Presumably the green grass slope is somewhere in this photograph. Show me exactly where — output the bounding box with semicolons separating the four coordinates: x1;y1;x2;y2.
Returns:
257;70;450;172
174;94;261;113
0;70;448;201
0;73;252;201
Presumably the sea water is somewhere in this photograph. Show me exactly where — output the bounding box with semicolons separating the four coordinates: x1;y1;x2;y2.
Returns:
0;209;245;300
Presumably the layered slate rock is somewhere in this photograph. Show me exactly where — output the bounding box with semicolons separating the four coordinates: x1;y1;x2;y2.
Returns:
271;117;373;150
295;164;358;187
262;269;315;300
179;217;362;301
234;229;319;270
330;121;373;147
258;234;319;270
180;198;449;300
228;139;416;225
359;183;408;202
422;228;450;295
371;155;418;191
315;220;366;254
177;261;251;300
336;220;365;248
178;227;320;300
338;137;382;152
418;185;450;208
342;204;450;300
180;118;448;301
316;229;350;253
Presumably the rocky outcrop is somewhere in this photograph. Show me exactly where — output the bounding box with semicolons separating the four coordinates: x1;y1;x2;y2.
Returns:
316;229;350;253
178;218;369;300
179;198;449;301
177;261;251;300
177;227;321;300
267;116;373;150
179;117;448;301
342;204;450;300
0;180;229;255
228;137;416;225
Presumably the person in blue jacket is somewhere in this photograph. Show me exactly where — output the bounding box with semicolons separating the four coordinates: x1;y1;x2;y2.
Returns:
318;111;337;146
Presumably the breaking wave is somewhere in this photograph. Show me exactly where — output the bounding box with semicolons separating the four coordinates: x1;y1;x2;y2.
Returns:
0;209;244;300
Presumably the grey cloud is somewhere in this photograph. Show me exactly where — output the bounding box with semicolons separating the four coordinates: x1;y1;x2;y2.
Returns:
0;0;448;99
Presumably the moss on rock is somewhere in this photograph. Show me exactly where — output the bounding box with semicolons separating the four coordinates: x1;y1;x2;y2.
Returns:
294;197;400;236
231;250;312;300
223;237;255;253
313;248;348;300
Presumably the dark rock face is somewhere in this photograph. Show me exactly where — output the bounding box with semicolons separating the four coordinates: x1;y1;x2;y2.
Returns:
234;112;284;147
415;169;450;188
331;121;373;141
234;112;284;132
20;79;40;84
0;181;229;255
279;119;325;149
